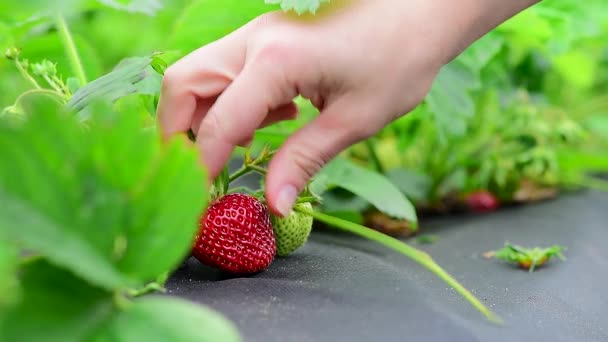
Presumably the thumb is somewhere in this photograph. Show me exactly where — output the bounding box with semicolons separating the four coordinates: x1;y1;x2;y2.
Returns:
265;96;380;216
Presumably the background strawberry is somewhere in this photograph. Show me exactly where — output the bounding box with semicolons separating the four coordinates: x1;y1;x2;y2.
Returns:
192;193;276;274
271;202;314;257
465;190;500;213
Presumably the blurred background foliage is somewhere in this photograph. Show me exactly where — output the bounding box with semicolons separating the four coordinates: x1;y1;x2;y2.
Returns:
1;0;607;216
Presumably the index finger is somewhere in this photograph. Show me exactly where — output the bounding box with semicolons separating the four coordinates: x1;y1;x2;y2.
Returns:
156;32;248;140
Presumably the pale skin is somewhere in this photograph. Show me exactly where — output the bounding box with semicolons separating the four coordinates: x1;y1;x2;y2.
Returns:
157;0;541;217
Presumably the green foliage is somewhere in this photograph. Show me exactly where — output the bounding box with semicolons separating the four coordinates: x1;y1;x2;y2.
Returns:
0;260;112;341
95;296;241;342
426;59;479;138
0;100;207;290
67;54;164;115
310;158;418;226
0;49;242;338
265;0;330;14
0;261;241;341
0;238;18;312
0;0;607;336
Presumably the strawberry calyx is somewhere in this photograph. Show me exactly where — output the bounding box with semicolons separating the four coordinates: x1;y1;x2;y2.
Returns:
493;243;566;272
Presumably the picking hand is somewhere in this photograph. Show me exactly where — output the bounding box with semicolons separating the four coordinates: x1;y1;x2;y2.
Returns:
157;0;538;216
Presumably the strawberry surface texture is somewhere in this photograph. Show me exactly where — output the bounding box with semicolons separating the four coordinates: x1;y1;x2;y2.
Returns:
192;193;276;273
272;202;314;257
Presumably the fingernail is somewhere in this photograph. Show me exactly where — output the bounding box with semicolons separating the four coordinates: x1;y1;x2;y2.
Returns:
276;185;298;217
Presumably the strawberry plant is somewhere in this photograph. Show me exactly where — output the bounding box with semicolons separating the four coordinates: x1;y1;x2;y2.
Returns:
2;0;608;339
0;3;508;340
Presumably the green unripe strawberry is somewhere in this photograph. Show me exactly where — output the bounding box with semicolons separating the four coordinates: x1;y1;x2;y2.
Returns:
271;202;314;257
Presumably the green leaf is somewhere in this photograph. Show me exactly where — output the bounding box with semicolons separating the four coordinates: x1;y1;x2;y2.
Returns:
0;260;113;342
458;31;504;72
0;260;239;341
0;237;19;312
310;157;418;224
93;296;241;342
265;0;330;14
385;168;433;203
67;55;163;118
425;59;480;138
0;102;208;290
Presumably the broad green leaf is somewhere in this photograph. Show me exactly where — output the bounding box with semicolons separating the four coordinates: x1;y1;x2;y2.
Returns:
265;0;330;14
0;191;129;289
385;168;432;203
0;261;239;342
93;296;241;342
425;59;480;138
458;31;504;72
68;55;162;118
0;103;208;290
0;260;113;342
310;157;418;224
319;190;371;214
0;238;19;312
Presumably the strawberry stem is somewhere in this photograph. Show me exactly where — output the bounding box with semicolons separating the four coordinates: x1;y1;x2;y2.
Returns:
249;165;268;175
296;208;503;324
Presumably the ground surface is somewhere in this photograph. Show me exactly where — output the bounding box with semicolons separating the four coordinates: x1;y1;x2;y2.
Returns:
166;189;608;342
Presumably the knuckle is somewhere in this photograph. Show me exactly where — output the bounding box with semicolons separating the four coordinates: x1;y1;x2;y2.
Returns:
161;65;182;91
251;33;300;68
290;144;333;185
199;110;240;145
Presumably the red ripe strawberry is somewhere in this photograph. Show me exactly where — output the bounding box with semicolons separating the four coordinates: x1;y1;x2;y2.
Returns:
192;193;276;274
465;190;500;213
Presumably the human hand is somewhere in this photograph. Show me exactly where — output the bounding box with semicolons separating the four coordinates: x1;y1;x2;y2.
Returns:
157;0;539;216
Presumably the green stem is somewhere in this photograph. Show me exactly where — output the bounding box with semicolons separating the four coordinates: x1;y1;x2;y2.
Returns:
12;89;67;110
43;75;65;94
229;164;268;182
55;14;87;86
249;165;268;175
113;291;133;310
53;75;71;93
298;208;503;324
365;138;385;174
228;165;249;183
126;281;167;298
15;60;41;89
